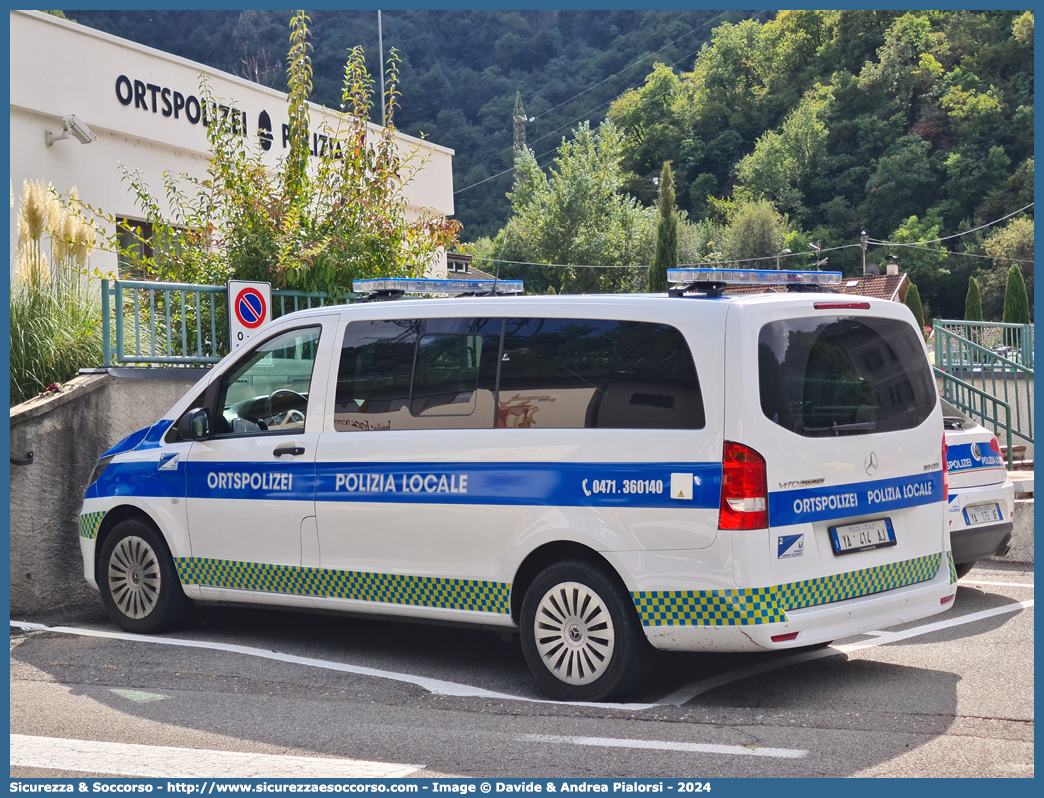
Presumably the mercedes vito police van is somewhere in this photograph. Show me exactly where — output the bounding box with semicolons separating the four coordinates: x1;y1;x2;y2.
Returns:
79;270;958;701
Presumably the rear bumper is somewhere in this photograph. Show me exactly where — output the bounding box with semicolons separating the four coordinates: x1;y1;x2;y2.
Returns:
642;551;956;652
951;522;1013;564
947;478;1015;564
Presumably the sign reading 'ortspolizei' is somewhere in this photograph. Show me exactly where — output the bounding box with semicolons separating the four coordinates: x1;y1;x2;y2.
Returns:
227;280;272;352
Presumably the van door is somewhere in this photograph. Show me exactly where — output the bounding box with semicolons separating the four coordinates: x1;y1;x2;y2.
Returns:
725;299;946;592
184;324;328;574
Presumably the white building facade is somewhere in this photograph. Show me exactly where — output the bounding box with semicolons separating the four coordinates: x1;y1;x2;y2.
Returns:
9;10;456;278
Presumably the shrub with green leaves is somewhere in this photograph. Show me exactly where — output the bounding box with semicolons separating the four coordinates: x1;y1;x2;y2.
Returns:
80;11;460;295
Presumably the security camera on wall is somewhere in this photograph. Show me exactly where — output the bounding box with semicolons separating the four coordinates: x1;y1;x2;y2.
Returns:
45;114;98;146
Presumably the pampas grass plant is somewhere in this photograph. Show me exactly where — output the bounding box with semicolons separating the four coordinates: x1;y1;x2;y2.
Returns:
10;181;104;405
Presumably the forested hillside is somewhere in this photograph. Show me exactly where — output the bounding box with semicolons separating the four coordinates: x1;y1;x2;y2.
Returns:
66;8;752;240
66;9;1032;318
604;10;1034;317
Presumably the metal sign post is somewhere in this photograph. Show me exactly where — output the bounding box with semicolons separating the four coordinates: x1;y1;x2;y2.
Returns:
227;280;272;352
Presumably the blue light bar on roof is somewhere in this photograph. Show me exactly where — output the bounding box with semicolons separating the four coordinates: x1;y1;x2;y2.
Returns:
352;278;525;295
667;268;843;286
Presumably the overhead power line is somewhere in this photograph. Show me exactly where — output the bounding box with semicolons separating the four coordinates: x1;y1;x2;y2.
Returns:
527;10;735;125
869;203;1033;248
874;242;1034;265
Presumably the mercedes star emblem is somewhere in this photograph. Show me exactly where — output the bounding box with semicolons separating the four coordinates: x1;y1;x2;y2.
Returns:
865;451;879;476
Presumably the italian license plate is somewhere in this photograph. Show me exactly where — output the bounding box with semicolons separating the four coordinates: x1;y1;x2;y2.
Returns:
829;518;897;555
963;503;1003;527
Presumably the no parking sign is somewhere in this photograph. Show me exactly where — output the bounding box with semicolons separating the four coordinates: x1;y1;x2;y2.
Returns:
227;280;272;352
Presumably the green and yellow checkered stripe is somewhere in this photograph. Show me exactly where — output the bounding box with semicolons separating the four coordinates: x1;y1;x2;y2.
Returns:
175;558;511;615
947;551;958;584
78;511;105;540
633;552;943;627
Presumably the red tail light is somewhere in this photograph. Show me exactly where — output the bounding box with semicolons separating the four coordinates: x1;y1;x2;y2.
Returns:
719;441;768;530
942;435;949;499
989;435;1001;454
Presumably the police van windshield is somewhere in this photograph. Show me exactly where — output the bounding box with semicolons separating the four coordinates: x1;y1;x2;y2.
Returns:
758;315;935;437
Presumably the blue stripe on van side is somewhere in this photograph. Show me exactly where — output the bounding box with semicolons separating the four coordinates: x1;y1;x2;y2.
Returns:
99;458;722;508
95;459;188;498
945;442;1006;472
312;461;722;509
769;470;944;527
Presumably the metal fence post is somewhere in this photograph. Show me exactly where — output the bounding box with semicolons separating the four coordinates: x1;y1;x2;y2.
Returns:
101;278;111;367
114;281;124;365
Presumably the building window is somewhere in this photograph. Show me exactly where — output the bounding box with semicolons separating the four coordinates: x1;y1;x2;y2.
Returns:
116;217;153;278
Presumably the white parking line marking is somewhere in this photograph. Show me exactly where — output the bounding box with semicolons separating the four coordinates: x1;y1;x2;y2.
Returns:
660;598;1034;706
959;579;1034;588
519;733;807;759
109;688;169;703
10;734;422;778
9;621;656;711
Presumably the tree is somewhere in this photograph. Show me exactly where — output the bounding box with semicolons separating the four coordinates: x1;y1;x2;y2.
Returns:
1002;264;1030;325
650;161;678;292
497;121;652;293
722;200;785;263
905;283;926;336
964;276;982;322
1013;11;1033;46
887;215;948;289
980;216;1034;321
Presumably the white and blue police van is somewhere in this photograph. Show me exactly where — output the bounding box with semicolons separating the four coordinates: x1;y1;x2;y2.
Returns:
79;270;958;701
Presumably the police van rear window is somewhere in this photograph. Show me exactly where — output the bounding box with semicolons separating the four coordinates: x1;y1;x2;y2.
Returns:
335;317;704;431
759;316;935;437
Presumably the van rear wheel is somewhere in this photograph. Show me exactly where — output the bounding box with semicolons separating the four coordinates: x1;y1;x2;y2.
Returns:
99;519;188;633
954;561;975;580
520;560;650;701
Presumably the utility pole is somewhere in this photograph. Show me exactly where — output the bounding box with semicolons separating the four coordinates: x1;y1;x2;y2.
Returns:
513;92;527;156
378;10;386;127
860;230;868;276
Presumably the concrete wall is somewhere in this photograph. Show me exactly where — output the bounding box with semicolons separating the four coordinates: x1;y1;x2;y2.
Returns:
10;368;208;616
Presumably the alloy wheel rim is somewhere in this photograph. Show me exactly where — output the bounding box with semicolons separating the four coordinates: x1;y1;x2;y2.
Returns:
108;536;161;620
533;581;615;686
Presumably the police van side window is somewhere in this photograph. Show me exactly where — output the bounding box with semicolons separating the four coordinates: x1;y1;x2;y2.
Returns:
214;326;322;436
758;316;935;436
335;318;502;431
497;318;704;429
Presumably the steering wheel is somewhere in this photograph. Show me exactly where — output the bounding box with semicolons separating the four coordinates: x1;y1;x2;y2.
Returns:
264;389;307;427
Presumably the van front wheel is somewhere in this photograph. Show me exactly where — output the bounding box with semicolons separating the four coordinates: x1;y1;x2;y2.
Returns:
99;519;188;633
520;560;650;701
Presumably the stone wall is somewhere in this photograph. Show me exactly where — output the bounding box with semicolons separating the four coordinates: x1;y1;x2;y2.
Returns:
10;368;209;616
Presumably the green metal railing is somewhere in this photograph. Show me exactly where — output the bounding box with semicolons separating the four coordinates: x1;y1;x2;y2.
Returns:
102;279;353;366
933;322;1033;445
935;367;1014;469
934;319;1034;368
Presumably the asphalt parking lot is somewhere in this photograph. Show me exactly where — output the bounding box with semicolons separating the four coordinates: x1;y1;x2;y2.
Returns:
10;560;1033;779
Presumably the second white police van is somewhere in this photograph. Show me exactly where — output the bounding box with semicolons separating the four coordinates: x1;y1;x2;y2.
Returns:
79;269;958;700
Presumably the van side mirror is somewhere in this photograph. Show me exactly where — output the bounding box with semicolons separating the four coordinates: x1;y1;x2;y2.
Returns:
178;407;210;440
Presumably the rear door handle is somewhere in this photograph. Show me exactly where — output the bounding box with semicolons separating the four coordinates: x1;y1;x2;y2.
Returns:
273;444;306;457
